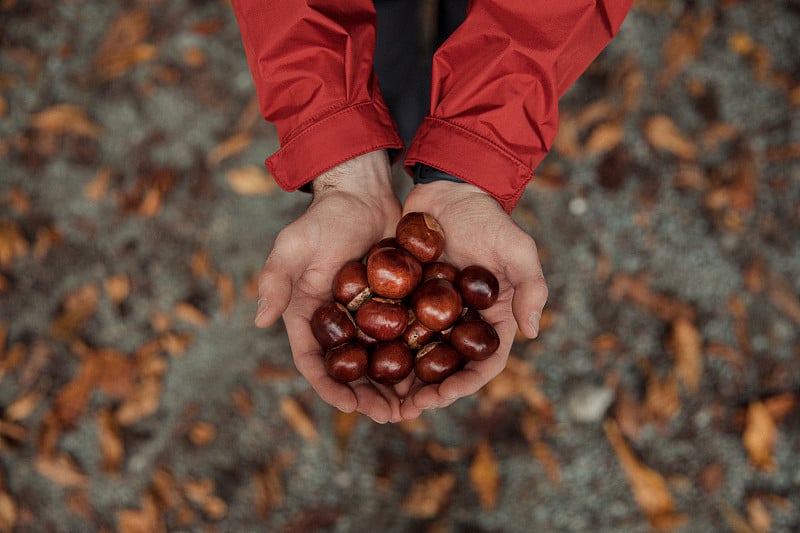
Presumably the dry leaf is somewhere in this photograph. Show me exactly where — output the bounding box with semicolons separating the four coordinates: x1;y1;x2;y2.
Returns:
4;389;43;421
0;419;26;442
94;9;156;80
5;187;30;214
33;226;62;260
215;273;235;317
742;401;777;472
747;497;771;533
50;282;100;340
53;356;102;427
98;407;125;472
104;274;130;305
0;486;17;533
469;441;500;510
333;410;360;463
585;122;624;155
669;317;703;394
280;397;319;443
643;373;681;423
604;419;686;529
402;472;456;518
207;132;251;166
226;166;276;195
115;375;163;426
35;453;89;488
84;167;114;201
609;273;696;322
0;220;29;268
173;302;208;327
767;272;800;327
188;422;216;446
117;493;165;533
182;47;206;68
645;115;697;160
30;104;102;138
254;451;293;520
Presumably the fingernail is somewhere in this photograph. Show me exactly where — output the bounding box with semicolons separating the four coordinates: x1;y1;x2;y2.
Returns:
255;297;268;323
529;311;541;338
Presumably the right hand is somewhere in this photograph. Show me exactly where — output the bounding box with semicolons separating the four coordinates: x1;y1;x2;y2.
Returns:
253;151;406;423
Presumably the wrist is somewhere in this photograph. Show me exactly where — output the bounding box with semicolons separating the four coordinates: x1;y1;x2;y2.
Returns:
311;150;394;199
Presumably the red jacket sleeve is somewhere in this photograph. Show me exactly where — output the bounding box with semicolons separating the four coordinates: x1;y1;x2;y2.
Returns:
403;0;634;212
231;0;404;191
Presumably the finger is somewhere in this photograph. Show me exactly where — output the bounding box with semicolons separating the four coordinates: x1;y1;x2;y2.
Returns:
255;237;308;328
284;313;359;413
437;353;508;401
503;240;548;338
351;382;396;423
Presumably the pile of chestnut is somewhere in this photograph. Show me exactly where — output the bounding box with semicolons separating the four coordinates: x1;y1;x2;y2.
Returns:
311;212;500;386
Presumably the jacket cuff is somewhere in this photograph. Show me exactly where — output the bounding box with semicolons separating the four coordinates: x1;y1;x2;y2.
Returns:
265;100;405;191
403;117;540;213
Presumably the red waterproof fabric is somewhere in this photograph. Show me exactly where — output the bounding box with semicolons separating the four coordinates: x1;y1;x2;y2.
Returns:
232;0;634;212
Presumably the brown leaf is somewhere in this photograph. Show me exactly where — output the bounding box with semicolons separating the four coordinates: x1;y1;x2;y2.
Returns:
645;115;697;160
98;407;125;473
333;410;360;463
159;331;193;358
280;397;319;443
401;472;456;518
30;104;102;138
215;273;235;317
187;422;217;446
4;389;43;421
50;283;100;340
226;166;277;195
668;317;703;394
207;132;251;166
35;453;89;488
0;419;26;442
32;226;62;261
747;497;771;533
0;220;29;269
767;272;800;327
117;493;165;533
53;356;102;427
254;451;293;520
0;485;17;533
104;274;130;305
95;348;136;399
173;302;208;327
742;401;777;472
469;441;500;510
604;419;686;529
4;187;31;215
94;10;156;80
481;356;553;419
585;122;624;155
115;375;163;426
643;373;681;423
609;273;696;322
84;166;114;201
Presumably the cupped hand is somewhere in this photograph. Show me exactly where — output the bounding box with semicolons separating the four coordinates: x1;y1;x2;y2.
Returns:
254;151;405;423
399;181;548;420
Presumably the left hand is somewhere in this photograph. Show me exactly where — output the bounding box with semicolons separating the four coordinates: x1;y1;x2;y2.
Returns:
398;181;549;420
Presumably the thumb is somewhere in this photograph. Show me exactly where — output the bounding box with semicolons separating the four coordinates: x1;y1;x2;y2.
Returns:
254;241;306;328
505;239;548;339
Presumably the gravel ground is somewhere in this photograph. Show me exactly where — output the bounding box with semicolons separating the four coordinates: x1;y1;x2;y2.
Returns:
1;1;799;532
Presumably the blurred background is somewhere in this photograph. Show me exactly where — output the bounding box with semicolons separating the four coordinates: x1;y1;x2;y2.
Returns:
1;0;799;531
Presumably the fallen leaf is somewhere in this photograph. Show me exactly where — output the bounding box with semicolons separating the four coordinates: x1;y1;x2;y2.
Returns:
767;272;800;327
254;451;293;520
669;317;703;394
207;132;251;166
747;497;771;533
94;9;157;80
4;389;43;421
115;375;163;426
0;419;26;442
645;115;697;160
182;47;206;68
117;493;165;533
280;397;319;443
30;104;102;138
0;220;29;269
4;187;31;214
604;419;687;529
226;166;276;195
742;401;777;472
173;302;208;327
0;484;17;532
585;122;624;155
609;273;696;322
104;274;131;305
215;273;235;317
84;166;114;201
469;441;500;510
35;453;89;488
333;410;360;463
98;407;125;472
33;226;62;260
50;282;100;340
402;472;456;518
53;356;102;427
643;373;681;423
187;422;216;446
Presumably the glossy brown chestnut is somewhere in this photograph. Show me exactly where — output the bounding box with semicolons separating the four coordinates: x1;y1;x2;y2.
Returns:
333;260;372;311
311;301;356;349
414;342;463;383
367;247;422;299
401;315;437;349
396;212;445;263
449;320;500;361
456;265;500;310
422;261;460;283
368;340;413;385
366;237;399;262
324;342;368;382
355;298;408;341
355;327;379;349
411;278;462;331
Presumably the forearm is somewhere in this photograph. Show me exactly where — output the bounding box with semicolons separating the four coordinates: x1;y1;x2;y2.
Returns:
404;0;635;212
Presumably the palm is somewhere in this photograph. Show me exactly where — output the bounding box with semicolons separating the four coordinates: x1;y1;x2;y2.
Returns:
399;182;547;418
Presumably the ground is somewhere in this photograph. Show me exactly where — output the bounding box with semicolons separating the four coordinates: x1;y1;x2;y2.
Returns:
0;1;799;532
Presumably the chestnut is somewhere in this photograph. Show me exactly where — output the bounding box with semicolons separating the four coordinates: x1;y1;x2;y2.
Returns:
366;237;399;263
411;278;462;331
401;314;437;350
368;340;413;385
396;212;445;263
422;261;460;283
448;320;500;361
456;265;500;310
367;247;422;299
355;298;409;341
311;301;356;349
325;342;368;382
355;327;380;349
333;260;372;311
414;342;463;383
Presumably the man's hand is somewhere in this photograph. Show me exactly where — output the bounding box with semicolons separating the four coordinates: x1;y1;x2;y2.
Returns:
254;151;405;423
399;181;548;420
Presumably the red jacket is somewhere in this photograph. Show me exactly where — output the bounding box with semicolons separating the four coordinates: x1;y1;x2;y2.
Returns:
232;1;634;212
